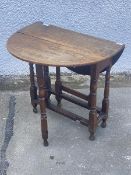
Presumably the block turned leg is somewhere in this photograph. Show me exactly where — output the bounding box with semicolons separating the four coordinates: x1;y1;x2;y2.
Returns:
43;66;51;105
55;67;62;105
89;66;99;141
29;63;38;113
36;64;48;146
101;66;111;128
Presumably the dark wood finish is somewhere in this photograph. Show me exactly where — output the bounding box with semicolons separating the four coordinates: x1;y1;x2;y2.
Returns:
36;64;48;146
101;65;111;128
52;88;89;108
62;85;89;101
60;93;101;113
60;92;89;109
88;65;99;140
88;76;92;109
29;63;38;113
47;103;104;127
36;86;101;113
43;66;51;103
7;22;125;145
48;103;89;127
55;67;62;105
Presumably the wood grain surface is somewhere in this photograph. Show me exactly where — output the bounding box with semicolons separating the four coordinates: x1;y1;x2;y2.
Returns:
7;22;125;66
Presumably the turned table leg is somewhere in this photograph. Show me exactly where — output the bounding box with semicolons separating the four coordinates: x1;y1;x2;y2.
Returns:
89;66;99;140
29;63;38;113
101;66;111;128
55;67;62;105
43;66;51;105
36;64;48;146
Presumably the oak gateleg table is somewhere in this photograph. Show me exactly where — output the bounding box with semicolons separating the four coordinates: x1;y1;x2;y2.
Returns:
7;22;125;146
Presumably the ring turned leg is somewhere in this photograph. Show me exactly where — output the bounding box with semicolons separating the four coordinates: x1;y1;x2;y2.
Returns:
43;66;51;105
101;66;111;128
29;63;38;113
89;66;99;141
55;67;62;105
36;64;48;146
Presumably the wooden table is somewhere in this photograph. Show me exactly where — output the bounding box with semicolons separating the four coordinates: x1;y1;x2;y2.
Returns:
7;22;125;146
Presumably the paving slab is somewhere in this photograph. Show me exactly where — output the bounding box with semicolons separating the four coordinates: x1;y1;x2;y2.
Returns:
0;88;131;175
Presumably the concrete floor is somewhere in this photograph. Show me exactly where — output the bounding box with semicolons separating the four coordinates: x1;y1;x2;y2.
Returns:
0;88;131;175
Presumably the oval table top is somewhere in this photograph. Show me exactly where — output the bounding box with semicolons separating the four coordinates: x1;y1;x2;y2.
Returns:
7;22;125;67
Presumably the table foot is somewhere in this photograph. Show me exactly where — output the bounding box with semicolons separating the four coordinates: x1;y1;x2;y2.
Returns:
44;139;49;147
101;121;106;128
33;107;38;113
89;133;95;141
57;101;62;107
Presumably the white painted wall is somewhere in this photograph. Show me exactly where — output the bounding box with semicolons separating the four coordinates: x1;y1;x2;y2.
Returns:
0;0;131;75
